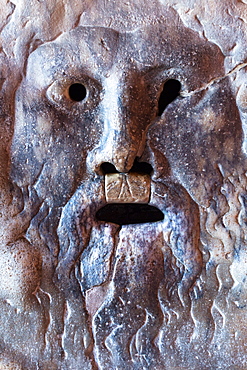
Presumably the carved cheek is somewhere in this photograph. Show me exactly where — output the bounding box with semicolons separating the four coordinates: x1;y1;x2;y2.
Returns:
148;83;242;205
12;80;99;205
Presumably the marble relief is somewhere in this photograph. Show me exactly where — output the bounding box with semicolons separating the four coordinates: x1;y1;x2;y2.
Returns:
0;1;247;369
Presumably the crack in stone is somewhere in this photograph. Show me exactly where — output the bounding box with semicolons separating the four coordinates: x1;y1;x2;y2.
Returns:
180;61;247;97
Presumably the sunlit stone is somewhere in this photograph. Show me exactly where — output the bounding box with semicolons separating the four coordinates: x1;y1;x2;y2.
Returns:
105;173;151;203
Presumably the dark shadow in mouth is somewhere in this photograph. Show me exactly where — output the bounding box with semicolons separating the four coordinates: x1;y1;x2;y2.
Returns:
96;203;164;225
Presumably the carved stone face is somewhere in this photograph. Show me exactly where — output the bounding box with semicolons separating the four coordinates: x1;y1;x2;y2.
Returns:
8;14;247;369
11;21;243;203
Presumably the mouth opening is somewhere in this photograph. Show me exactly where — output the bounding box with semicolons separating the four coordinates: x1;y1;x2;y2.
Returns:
96;203;164;225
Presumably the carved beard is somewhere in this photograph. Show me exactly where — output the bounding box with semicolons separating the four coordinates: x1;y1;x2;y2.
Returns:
52;173;201;367
6;164;247;368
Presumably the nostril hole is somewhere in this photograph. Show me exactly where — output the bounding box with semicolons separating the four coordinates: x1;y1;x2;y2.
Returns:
130;159;153;175
158;79;181;116
101;160;153;175
101;162;119;174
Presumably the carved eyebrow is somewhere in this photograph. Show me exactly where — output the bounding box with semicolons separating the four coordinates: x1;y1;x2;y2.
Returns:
27;43;101;82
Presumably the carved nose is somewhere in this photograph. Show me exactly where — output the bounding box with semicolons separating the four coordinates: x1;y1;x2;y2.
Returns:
87;113;146;174
86;72;151;174
88;144;138;174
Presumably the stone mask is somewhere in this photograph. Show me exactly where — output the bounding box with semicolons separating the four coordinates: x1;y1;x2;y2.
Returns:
1;5;247;370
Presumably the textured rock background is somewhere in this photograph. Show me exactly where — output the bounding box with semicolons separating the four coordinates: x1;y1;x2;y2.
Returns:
0;1;247;369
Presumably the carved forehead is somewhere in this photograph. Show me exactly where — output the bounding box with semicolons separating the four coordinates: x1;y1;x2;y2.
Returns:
25;27;120;85
26;20;224;86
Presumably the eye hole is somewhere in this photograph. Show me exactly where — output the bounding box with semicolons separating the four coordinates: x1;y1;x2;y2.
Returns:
68;83;87;102
158;79;181;116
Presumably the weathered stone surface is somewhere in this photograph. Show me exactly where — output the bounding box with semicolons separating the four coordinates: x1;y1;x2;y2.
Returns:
0;1;247;369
